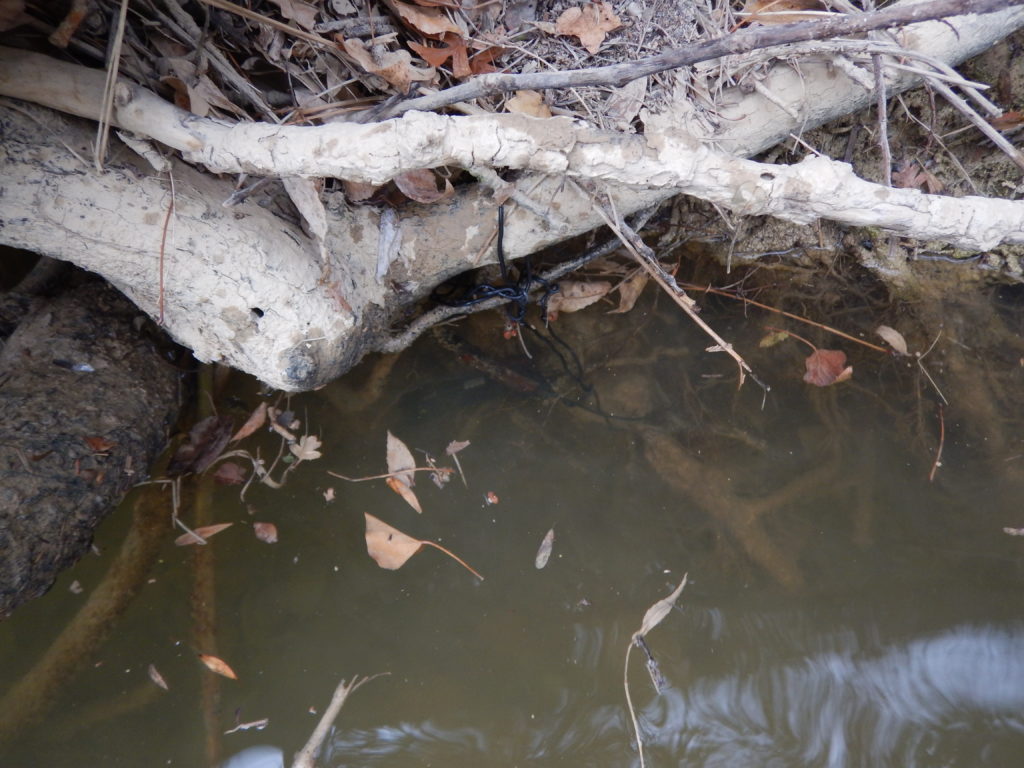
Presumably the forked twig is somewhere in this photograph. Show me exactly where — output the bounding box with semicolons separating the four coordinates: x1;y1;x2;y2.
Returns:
291;673;387;768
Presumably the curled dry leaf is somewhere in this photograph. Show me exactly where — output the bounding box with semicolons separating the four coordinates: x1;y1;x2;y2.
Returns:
506;90;552;118
385;0;462;38
386;431;416;488
231;401;268;442
268;0;318;30
340;38;434;93
608;271;648;314
535;528;555;569
803;349;853;387
198;653;238;680
555;2;621;54
148;663;169;691
394;169;454;204
386;475;423;514
876;325;909;356
546;280;613;319
174;523;234;546
254;522;279;543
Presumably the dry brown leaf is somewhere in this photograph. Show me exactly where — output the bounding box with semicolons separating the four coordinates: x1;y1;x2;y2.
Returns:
555;2;621;54
231;402;268;443
386;475;423;514
408;33;471;78
254;522;279;543
876;325;909;356
386;431;416;488
364;513;484;578
148;663;169;691
506;90;552;118
741;0;828;25
547;280;613;318
268;0;318;30
343;179;380;202
364;512;424;569
637;574;688;638
534;528;555;569
83;435;116;453
803;349;853;387
213;461;248;485
341;38;434;93
605;77;647;131
385;0;462;38
394;169;454;204
608;271;648;314
468;45;505;75
174;523;234;546
198;653;238;680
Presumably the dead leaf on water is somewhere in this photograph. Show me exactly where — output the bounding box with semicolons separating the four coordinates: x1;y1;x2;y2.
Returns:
213;461;247;485
637;574;688;638
535;528;555;569
803;349;852;387
876;325;909;356
386;431;422;512
174;523;233;546
254;522;278;543
290;434;322;462
231;402;268;443
386;476;423;514
1003;527;1024;536
546;280;613;319
608;271;648;314
759;329;790;348
198;653;238;680
364;513;483;579
148;663;169;691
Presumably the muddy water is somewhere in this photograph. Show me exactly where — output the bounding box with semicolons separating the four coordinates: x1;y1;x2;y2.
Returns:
1;292;1023;768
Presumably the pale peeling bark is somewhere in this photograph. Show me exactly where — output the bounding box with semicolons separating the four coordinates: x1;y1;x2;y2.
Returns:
1;0;1023;390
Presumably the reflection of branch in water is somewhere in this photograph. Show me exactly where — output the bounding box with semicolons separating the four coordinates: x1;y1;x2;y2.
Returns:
635;635;669;694
0;485;168;742
642;429;841;588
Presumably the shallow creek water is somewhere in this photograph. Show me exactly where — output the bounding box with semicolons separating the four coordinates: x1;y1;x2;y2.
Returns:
1;291;1023;768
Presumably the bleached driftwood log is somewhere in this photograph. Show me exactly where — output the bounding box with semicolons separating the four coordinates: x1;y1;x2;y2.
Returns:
1;0;1023;390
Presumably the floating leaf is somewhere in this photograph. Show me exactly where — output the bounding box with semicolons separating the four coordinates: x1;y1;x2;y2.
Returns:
364;513;483;579
290;434;322;462
546;280;613;319
535;528;555;569
198;653;238;680
169;415;234;475
637;574;688;638
386;431;416;486
876;325;909;356
254;522;278;543
174;523;233;546
148;663;169;691
555;2;621;54
759;329;790;348
386;475;423;514
608;271;648;314
803;349;852;387
231;402;268;443
213;461;248;485
445;440;470;456
506;90;552;118
324;487;336;502
1003;527;1024;536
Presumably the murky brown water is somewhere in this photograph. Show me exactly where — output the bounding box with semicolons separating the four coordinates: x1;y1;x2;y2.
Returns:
2;289;1023;768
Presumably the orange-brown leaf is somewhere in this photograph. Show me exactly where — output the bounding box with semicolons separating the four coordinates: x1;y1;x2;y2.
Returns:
198;653;238;680
364;512;424;569
555;2;621;54
340;38;434;92
803;349;852;387
386;475;423;513
174;523;233;546
989;110;1024;131
385;0;462;38
231;401;268;443
254;522;279;543
84;435;116;453
394;169;454;204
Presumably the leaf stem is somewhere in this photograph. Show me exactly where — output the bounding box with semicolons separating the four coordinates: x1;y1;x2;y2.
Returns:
420;540;484;581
